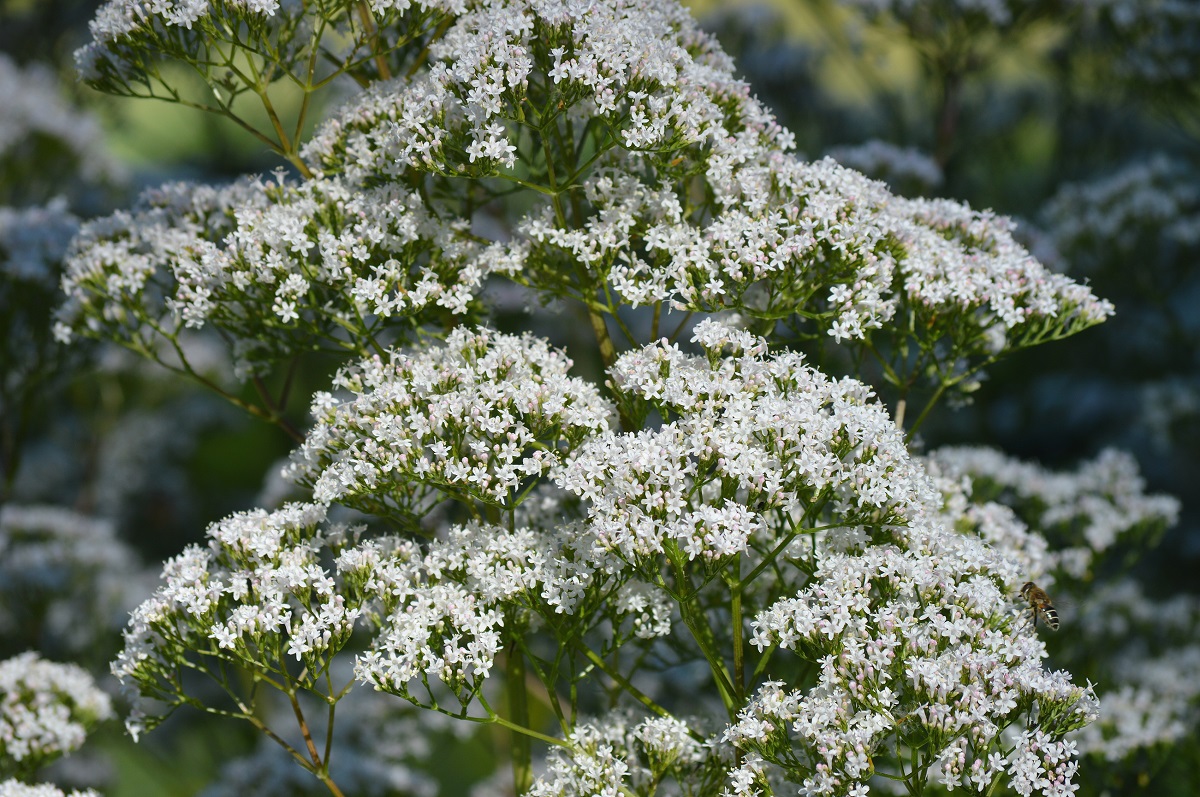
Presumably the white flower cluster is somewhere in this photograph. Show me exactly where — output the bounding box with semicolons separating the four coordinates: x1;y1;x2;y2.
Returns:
287;326;612;515
825;140;943;194
529;711;709;797
888;195;1114;339
560;319;938;569
0;653;113;775
1043;155;1200;272
1061;579;1200;761
1074;645;1200;762
353;513;685;705
111;503;368;738
0;782;99;797
0;505;140;655
76;0;465;93
302;0;789;181
0;54;121;190
0;200;79;288
1086;0;1200;85
518;151;1112;362
926;446;1179;579
348;522;554;706
923;458;1052;584
732;529;1096;797
57;174;507;377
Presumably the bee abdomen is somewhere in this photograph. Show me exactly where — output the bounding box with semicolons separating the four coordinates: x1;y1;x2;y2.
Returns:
1042;606;1060;631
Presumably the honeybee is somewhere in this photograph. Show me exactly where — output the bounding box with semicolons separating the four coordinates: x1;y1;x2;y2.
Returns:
1020;581;1060;631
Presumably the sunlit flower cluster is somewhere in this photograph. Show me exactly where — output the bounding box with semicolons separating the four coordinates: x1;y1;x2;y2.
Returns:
735;530;1097;796
302;0;789;182
529;711;711;797
111;503;369;738
287;326;612;516
561;319;938;569
57;174;509;377
0;653;113;777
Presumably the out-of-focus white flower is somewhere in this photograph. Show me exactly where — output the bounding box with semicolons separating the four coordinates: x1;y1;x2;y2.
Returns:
825;140;943;194
0;505;139;655
927;446;1178;579
0;781;101;797
0;55;122;191
0;653;113;775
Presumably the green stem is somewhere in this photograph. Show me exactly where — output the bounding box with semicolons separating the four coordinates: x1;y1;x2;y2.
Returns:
576;643;673;720
731;570;745;703
507;645;533;795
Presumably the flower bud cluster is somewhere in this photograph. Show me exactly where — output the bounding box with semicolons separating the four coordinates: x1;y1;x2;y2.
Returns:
0;653;113;778
57;175;506;377
286;326;612;516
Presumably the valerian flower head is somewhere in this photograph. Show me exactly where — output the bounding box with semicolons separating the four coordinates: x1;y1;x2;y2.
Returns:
516;150;1112;390
734;527;1096;796
57;175;508;378
529;711;714;797
0;653;113;778
926;446;1179;580
352;518;644;707
111;503;374;738
302;0;789;182
286;326;612;521
76;0;467;106
560;319;939;570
